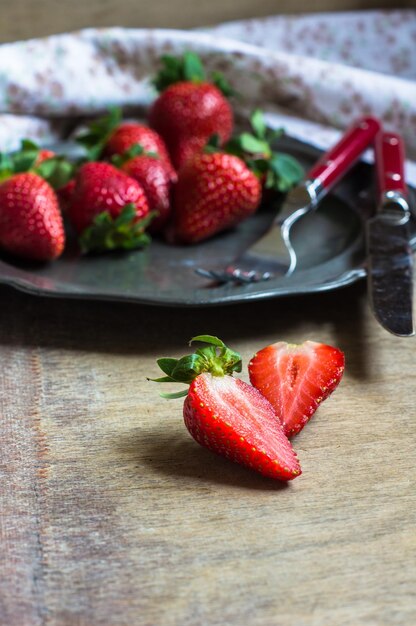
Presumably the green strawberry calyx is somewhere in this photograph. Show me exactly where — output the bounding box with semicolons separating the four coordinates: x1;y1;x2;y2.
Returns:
150;335;242;399
79;203;154;254
111;143;159;168
152;51;235;97
211;110;304;193
76;106;122;161
0;139;74;188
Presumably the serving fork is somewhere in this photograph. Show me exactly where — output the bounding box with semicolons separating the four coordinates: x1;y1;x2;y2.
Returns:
196;116;381;284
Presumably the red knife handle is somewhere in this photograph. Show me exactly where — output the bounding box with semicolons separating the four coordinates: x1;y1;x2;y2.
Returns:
307;116;381;193
375;132;407;201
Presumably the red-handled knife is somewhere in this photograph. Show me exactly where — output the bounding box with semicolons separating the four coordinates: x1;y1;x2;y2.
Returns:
366;132;414;337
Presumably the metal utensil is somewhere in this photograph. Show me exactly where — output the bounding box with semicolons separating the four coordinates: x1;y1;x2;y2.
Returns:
367;132;414;337
197;116;381;284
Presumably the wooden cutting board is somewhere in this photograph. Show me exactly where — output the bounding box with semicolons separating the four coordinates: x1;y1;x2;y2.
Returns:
1;282;415;625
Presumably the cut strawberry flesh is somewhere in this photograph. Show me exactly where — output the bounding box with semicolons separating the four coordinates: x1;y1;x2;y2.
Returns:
184;373;301;481
249;341;345;437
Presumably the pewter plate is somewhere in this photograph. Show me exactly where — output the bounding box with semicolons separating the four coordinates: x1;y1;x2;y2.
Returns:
0;137;415;307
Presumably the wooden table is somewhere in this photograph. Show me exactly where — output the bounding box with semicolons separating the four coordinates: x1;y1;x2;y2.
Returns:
1;278;415;626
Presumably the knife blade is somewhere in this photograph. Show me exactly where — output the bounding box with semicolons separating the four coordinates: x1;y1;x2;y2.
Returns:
366;132;414;337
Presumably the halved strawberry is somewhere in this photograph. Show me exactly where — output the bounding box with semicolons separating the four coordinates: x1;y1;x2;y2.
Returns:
152;335;301;481
249;341;345;437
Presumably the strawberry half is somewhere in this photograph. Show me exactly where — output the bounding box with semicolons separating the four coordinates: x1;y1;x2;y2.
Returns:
173;152;261;243
249;341;345;437
152;335;301;481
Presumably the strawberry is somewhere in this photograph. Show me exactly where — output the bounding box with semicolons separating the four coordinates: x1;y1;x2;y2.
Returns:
249;341;345;437
149;52;234;169
67;162;152;253
104;123;176;180
173;152;261;243
75;107;176;180
152;335;301;481
0;172;65;261
118;149;173;233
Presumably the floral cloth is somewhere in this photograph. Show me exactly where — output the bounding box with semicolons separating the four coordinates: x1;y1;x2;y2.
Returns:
0;10;415;180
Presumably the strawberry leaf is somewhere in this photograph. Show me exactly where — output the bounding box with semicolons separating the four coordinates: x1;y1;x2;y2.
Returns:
112;143;159;168
190;335;225;348
12;148;39;173
268;154;305;192
76;107;122;161
183;51;205;82
151;335;243;397
239;133;271;156
250;109;267;140
160;389;189;399
171;355;205;383
79;203;153;254
20;139;39;151
157;358;179;377
151;376;177;383
223;110;304;193
152;51;235;97
0;152;14;181
210;71;236;98
35;157;75;189
154;51;206;89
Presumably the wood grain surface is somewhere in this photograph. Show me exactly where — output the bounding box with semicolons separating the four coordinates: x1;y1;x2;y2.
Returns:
0;0;414;43
1;280;415;626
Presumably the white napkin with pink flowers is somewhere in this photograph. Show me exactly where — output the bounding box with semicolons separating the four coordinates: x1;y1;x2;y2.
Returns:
0;10;415;179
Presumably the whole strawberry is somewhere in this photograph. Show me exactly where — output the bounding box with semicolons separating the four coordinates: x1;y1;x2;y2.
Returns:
104;122;176;179
118;147;173;233
173;152;261;243
149;52;234;169
0;172;65;261
249;341;345;437
152;335;301;481
76;107;176;180
67;162;152;253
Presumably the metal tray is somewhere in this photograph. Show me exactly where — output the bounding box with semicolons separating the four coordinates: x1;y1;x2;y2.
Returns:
0;137;414;307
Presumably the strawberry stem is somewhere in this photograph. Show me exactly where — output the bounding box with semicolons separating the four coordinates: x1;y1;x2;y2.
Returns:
79;204;154;254
152;51;235;97
150;335;242;399
0;140;75;188
111;143;159;168
76;107;122;161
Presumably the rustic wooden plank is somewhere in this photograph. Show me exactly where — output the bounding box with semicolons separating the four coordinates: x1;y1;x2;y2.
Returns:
0;0;410;43
0;309;46;625
1;282;415;625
